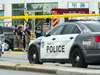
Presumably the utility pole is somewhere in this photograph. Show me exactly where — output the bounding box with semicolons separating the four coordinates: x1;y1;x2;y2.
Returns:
24;0;27;30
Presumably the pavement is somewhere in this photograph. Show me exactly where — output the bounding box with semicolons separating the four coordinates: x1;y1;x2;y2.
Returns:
0;51;100;75
1;51;28;63
0;69;56;75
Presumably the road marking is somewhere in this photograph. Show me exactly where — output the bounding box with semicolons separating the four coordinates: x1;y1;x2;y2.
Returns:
5;52;27;54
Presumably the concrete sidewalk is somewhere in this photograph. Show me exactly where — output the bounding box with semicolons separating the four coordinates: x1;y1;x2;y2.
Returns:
0;61;100;75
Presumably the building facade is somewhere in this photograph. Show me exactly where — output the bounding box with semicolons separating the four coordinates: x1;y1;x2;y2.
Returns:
0;0;100;27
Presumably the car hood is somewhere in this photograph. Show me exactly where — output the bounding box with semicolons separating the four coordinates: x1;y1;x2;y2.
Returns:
29;36;44;46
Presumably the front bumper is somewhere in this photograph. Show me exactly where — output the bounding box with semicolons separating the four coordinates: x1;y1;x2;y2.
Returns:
2;43;5;53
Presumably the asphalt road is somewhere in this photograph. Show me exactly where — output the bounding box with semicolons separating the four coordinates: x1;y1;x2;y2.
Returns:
0;51;28;63
1;50;100;70
0;69;56;75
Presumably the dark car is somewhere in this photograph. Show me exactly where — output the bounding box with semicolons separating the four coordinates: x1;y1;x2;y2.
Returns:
0;26;5;55
1;27;14;51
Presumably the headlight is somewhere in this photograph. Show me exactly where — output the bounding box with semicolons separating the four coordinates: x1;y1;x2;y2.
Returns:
0;39;2;43
1;38;5;43
0;44;2;49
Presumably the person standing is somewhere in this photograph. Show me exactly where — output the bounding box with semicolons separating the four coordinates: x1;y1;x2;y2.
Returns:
25;24;31;51
35;26;42;38
13;25;19;50
21;27;25;51
18;24;24;50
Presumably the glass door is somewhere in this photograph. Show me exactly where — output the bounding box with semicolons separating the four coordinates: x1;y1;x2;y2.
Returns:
35;12;42;29
27;11;42;30
0;11;4;26
27;12;34;29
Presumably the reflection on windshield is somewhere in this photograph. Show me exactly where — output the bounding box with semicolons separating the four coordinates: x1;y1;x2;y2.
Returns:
84;23;100;32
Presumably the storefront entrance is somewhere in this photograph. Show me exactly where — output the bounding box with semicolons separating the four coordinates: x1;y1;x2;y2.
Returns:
27;11;42;30
0;10;4;26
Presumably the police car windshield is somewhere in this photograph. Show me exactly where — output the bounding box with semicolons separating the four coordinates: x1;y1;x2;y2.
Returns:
84;23;100;32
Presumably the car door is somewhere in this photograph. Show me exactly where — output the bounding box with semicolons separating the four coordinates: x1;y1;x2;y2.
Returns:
40;25;65;59
53;24;81;59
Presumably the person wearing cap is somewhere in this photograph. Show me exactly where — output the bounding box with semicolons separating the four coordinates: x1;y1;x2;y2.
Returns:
92;11;95;14
25;24;31;51
35;26;42;38
17;24;24;50
13;25;19;50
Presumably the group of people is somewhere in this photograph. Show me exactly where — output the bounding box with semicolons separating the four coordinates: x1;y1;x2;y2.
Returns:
14;24;43;51
14;24;31;51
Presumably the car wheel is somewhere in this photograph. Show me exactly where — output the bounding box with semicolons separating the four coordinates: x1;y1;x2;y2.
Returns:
71;47;88;68
4;42;10;51
28;46;42;64
60;63;65;64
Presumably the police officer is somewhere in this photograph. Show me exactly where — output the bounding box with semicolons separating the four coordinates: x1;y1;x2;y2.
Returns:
35;26;42;38
13;25;19;50
18;24;24;50
25;24;31;51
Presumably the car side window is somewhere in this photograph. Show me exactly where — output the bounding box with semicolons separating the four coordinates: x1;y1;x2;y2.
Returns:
3;28;12;32
72;26;81;34
3;28;13;34
0;26;3;34
62;24;76;34
49;25;64;36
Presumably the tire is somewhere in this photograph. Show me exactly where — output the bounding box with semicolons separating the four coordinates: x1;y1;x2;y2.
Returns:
4;42;10;51
28;46;42;64
60;63;65;64
70;47;88;68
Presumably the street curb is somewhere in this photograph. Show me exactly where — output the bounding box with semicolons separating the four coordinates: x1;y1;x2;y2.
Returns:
0;62;100;75
0;65;14;70
0;65;57;74
0;62;57;74
17;66;57;74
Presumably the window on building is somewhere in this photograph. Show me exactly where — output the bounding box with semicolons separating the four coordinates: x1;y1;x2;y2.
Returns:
12;4;24;9
12;10;24;26
43;3;58;15
27;4;43;11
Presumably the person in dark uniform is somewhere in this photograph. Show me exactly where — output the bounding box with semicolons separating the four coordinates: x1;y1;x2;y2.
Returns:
13;25;19;50
23;31;25;51
35;26;42;38
25;24;31;51
17;24;24;50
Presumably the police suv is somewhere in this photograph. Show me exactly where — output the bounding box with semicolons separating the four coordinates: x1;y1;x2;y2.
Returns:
28;21;100;68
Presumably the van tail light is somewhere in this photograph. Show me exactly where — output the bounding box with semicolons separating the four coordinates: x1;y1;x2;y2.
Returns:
94;36;100;42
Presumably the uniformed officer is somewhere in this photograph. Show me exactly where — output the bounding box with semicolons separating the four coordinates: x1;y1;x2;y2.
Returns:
35;26;42;38
18;24;24;50
25;24;31;51
13;25;19;50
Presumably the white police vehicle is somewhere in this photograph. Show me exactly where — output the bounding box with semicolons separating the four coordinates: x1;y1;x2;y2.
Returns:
28;21;100;68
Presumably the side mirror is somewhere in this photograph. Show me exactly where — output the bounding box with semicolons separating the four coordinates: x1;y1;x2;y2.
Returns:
46;33;50;37
42;32;50;37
